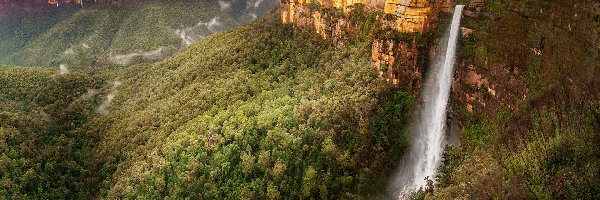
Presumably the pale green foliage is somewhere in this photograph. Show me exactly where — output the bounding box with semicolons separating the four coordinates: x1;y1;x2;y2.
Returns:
301;166;318;198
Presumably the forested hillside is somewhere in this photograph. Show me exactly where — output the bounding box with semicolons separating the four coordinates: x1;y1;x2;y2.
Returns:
0;5;78;63
0;9;416;198
91;14;416;198
0;67;104;198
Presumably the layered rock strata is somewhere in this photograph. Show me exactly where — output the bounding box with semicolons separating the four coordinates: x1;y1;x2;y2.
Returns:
280;0;451;88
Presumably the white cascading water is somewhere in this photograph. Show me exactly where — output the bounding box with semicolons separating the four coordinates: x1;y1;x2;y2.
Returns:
388;5;465;199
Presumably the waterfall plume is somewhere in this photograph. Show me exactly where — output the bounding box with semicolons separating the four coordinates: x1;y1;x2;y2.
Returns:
388;5;465;199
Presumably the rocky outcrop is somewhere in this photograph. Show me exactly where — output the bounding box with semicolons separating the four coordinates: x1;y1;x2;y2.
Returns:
280;3;351;39
372;37;420;87
383;0;451;33
281;0;450;33
450;0;600;117
47;0;83;6
280;0;451;89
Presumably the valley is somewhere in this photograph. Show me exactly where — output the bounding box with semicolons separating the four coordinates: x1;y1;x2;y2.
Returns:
0;0;599;199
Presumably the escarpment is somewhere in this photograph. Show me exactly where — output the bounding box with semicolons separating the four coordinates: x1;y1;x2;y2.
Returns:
451;0;600;117
280;0;452;89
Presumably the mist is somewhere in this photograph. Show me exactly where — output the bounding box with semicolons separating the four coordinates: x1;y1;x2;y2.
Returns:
59;64;69;75
98;80;122;115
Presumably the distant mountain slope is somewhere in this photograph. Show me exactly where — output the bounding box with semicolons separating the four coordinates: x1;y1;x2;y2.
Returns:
223;0;278;23
104;0;239;64
0;5;78;62
4;6;130;67
0;0;275;67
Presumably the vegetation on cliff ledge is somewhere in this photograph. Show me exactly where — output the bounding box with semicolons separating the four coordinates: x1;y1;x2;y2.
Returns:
430;0;600;199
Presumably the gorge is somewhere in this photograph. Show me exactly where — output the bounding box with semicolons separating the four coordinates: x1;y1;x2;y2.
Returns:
279;1;464;197
1;0;599;199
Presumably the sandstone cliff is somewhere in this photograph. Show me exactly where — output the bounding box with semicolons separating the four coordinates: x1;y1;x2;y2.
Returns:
452;0;599;117
280;0;451;89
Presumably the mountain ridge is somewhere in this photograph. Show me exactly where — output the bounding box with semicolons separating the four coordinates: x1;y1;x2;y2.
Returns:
0;0;275;67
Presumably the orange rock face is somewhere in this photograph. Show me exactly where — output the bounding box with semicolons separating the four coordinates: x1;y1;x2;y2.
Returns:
384;0;452;33
371;38;420;88
280;0;452;89
282;0;450;33
47;0;83;6
280;1;351;40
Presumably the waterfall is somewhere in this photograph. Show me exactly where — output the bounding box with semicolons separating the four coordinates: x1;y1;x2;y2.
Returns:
388;5;465;199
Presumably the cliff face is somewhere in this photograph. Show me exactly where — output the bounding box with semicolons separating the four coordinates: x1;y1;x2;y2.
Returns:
383;0;452;33
280;0;450;89
281;0;450;33
371;37;421;87
434;0;600;198
47;0;83;6
452;0;600;117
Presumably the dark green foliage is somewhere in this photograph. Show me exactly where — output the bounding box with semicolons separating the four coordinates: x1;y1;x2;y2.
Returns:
0;67;104;199
348;4;380;38
370;90;414;166
375;28;418;43
461;109;499;148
